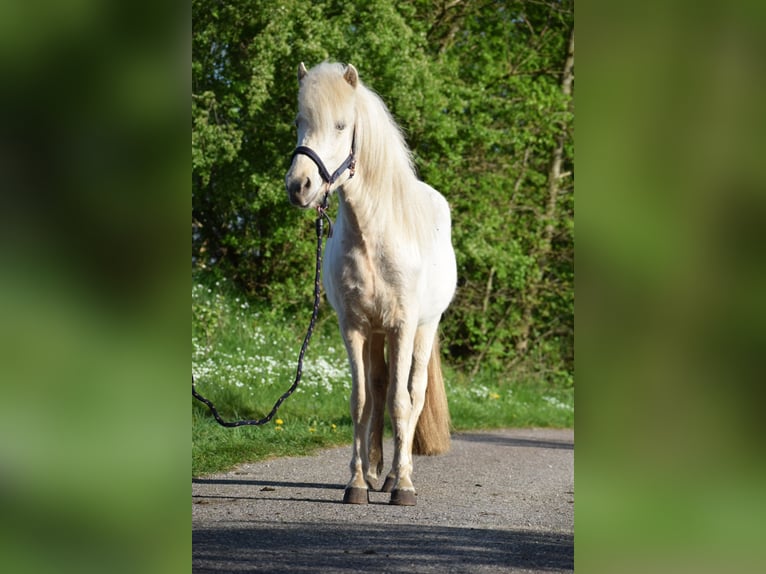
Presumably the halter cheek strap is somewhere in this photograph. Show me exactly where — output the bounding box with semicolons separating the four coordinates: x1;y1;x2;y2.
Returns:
291;130;356;185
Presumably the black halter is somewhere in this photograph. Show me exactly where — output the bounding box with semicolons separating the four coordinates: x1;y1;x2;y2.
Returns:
291;130;356;185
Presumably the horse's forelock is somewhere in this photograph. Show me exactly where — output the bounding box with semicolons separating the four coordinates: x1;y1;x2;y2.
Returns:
298;63;356;129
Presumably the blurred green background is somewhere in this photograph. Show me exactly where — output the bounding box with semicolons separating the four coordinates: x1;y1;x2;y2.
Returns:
578;0;766;572
0;1;189;573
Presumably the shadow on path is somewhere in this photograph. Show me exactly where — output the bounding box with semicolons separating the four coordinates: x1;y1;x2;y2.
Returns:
193;478;344;490
193;521;573;573
453;433;573;450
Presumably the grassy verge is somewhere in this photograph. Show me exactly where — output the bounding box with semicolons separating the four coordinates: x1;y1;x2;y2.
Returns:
192;277;573;476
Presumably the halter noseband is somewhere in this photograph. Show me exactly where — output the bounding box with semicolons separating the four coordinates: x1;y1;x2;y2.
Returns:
291;130;356;186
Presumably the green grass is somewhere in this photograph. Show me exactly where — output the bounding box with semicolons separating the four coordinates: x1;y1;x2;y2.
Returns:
192;276;573;476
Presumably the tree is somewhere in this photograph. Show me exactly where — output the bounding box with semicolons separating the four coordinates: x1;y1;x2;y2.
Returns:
192;0;574;383
409;0;574;381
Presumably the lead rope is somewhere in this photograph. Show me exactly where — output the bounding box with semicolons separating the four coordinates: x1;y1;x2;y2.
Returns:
192;191;331;427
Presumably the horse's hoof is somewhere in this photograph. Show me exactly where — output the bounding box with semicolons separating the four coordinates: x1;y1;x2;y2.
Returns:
343;487;369;505
380;476;396;493
389;489;417;506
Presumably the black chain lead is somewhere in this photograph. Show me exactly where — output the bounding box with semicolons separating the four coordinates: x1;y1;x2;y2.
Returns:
192;192;331;427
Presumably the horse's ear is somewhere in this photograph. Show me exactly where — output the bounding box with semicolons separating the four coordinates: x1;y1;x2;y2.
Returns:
298;62;308;83
344;64;358;88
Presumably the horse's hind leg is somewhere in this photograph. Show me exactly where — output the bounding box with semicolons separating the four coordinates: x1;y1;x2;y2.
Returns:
342;327;373;504
365;333;388;488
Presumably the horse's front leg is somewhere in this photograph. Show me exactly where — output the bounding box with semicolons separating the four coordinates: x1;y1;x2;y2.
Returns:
381;322;440;506
342;328;373;504
382;324;419;506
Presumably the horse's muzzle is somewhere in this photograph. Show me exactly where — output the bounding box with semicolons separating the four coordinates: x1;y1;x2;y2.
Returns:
286;168;324;209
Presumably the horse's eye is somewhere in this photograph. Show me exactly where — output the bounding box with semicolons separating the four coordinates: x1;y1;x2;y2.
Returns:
335;122;346;131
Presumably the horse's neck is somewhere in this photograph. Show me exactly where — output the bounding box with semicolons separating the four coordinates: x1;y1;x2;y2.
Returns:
336;183;381;245
338;172;432;254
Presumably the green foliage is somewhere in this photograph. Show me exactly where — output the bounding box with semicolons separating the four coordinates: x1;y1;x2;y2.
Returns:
193;0;574;382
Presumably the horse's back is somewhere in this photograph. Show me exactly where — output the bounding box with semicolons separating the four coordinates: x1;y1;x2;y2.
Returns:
415;181;457;323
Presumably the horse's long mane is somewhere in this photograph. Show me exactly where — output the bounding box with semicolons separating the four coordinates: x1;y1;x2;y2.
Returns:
352;81;416;200
312;63;436;244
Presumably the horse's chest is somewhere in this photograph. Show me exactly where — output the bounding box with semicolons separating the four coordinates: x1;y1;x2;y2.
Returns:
325;240;408;327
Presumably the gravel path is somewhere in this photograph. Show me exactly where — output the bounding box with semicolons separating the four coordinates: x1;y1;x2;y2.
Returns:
193;428;574;573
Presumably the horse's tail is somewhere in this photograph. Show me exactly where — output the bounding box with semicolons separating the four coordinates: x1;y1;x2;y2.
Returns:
413;334;452;455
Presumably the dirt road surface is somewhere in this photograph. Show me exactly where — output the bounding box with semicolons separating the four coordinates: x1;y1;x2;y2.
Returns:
193;428;574;573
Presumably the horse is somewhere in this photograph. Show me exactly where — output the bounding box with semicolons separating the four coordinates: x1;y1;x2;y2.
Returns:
285;62;457;506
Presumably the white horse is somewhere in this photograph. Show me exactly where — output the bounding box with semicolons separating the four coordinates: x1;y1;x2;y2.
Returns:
285;62;457;506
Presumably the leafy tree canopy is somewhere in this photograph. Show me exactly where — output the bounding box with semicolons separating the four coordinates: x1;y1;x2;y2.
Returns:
193;0;574;384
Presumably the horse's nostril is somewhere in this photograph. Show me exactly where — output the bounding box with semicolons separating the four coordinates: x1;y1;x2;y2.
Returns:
287;179;302;197
303;177;311;192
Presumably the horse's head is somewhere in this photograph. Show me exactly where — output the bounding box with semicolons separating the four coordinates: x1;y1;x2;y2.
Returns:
285;62;358;209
